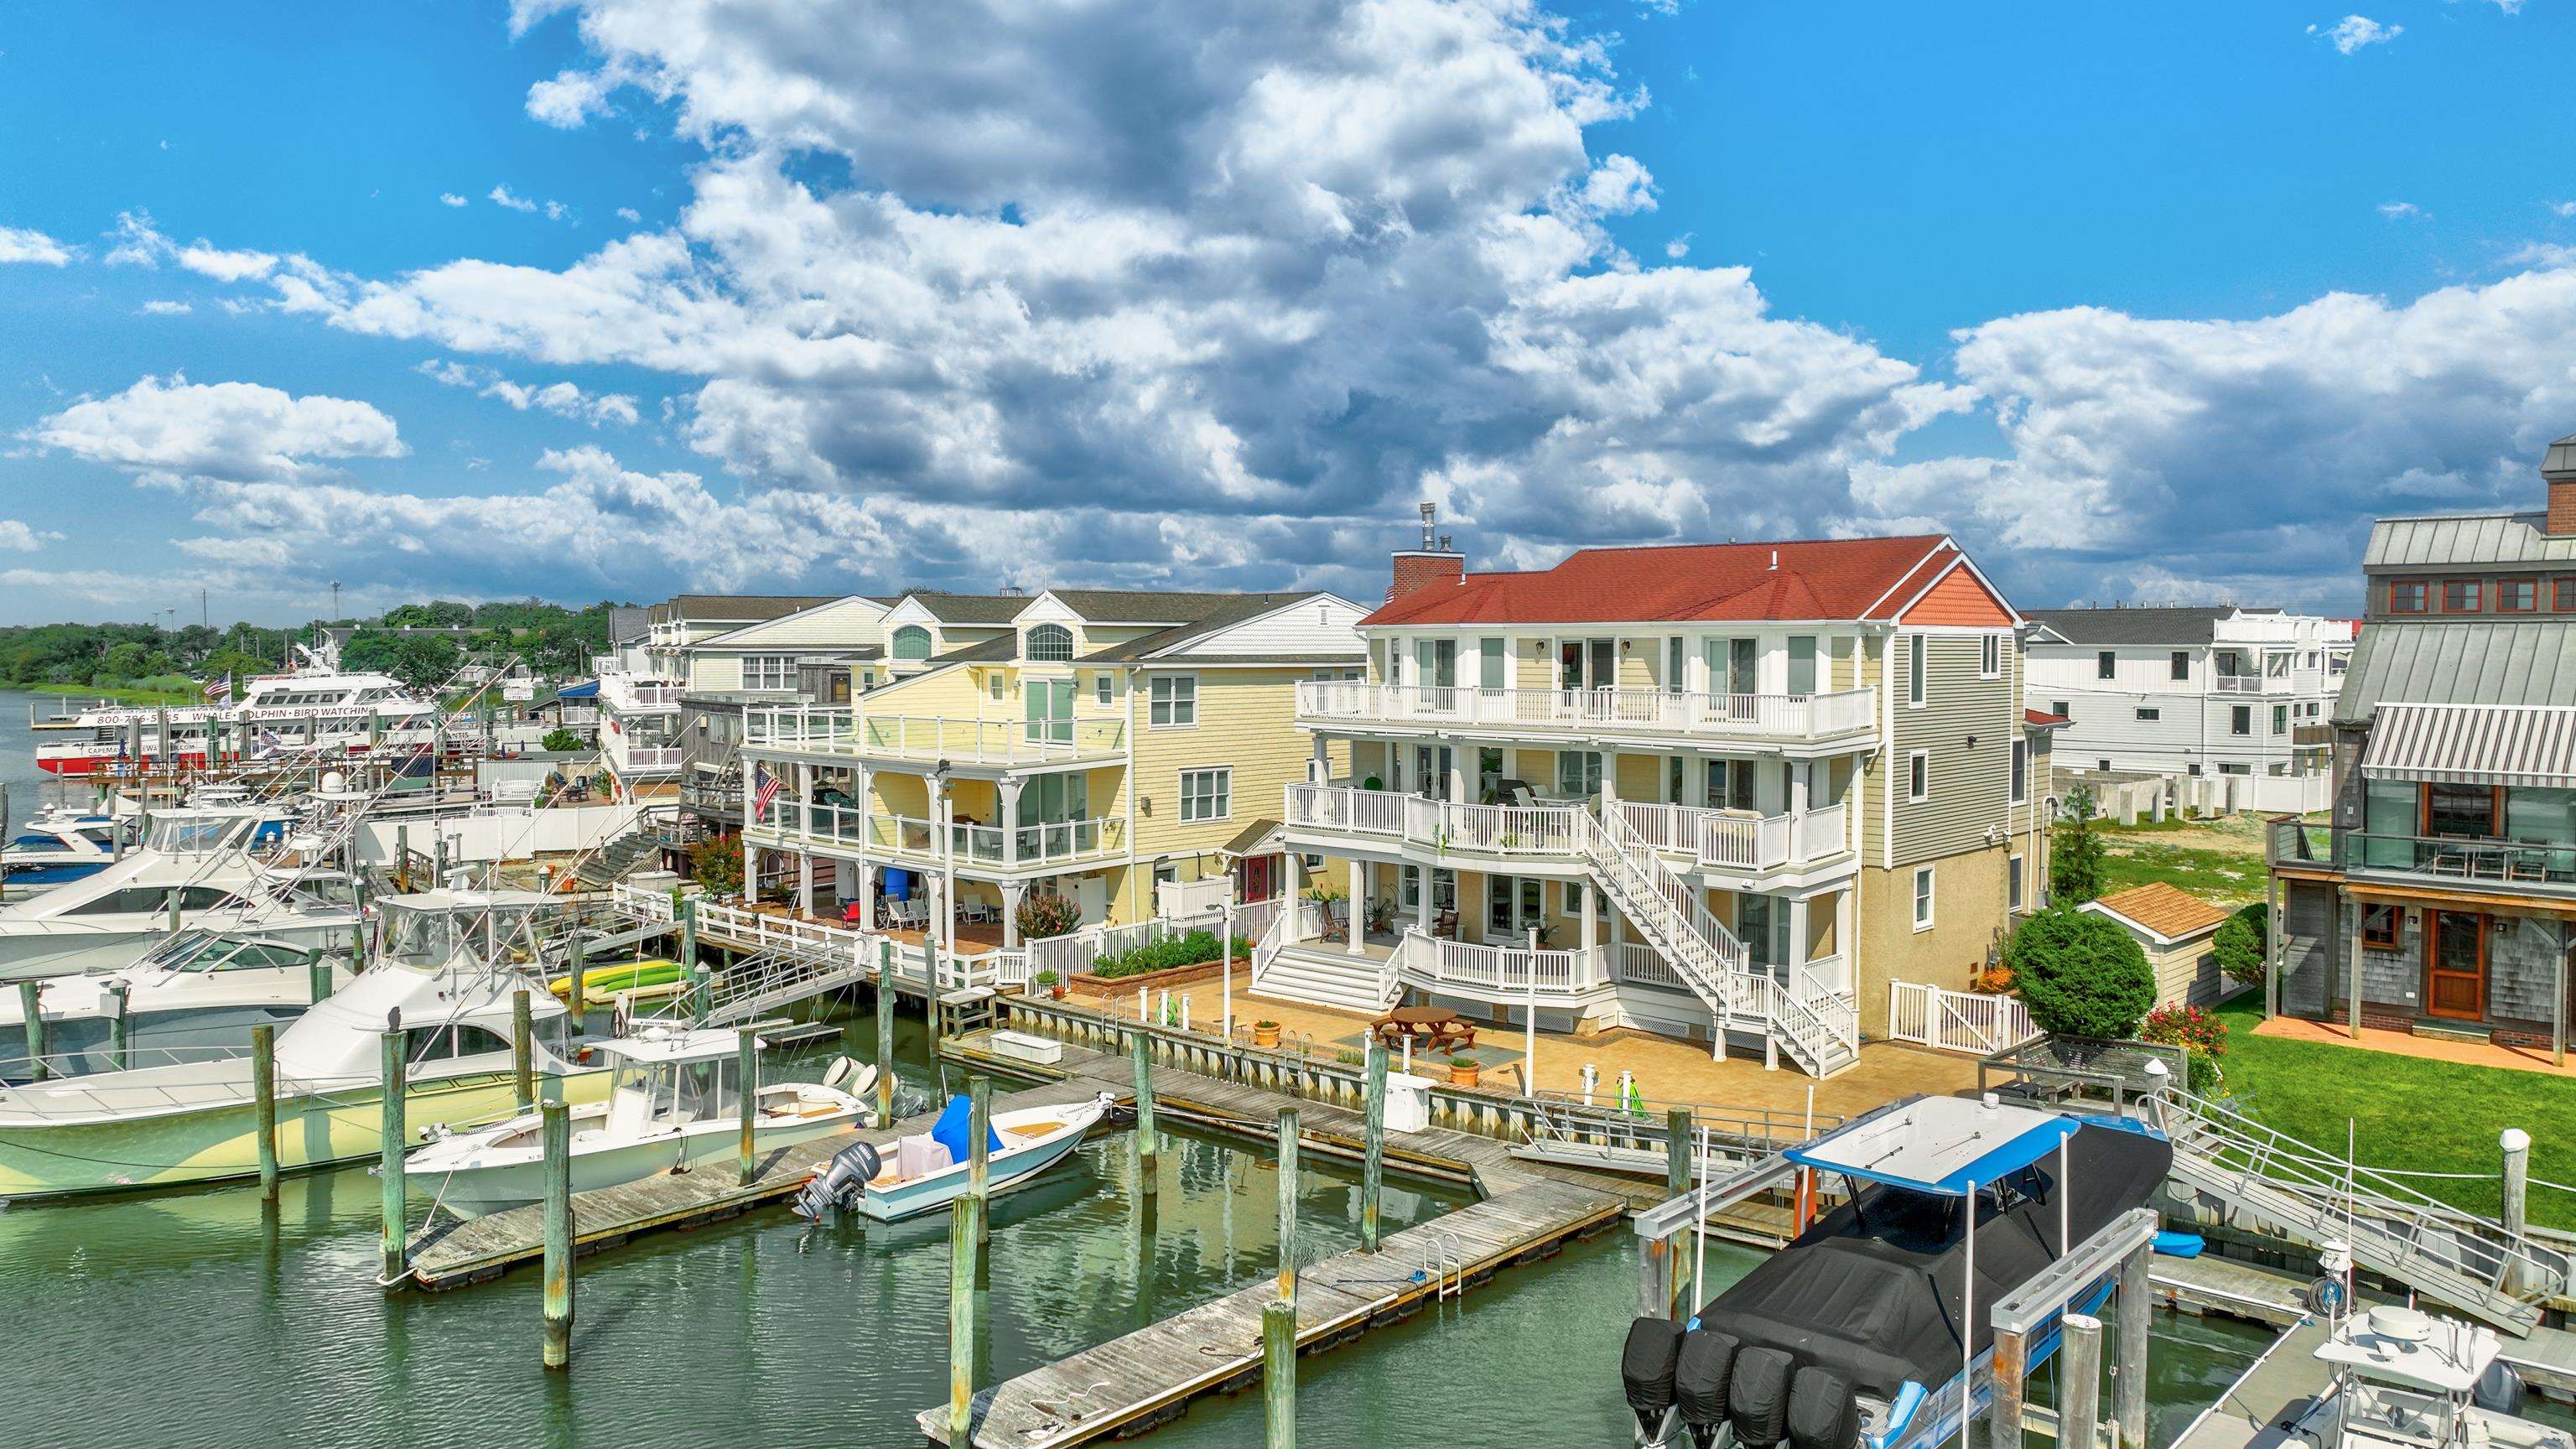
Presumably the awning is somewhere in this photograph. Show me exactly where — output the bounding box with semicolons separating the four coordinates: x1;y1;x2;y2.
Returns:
1218;818;1283;858
2360;703;2576;789
555;679;601;700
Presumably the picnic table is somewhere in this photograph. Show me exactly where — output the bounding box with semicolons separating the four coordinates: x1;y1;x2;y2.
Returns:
1371;1005;1477;1055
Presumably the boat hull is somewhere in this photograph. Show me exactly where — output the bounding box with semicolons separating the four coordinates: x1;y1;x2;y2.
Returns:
426;1110;865;1217
3;1003;312;1083
861;1110;1097;1222
0;1067;611;1202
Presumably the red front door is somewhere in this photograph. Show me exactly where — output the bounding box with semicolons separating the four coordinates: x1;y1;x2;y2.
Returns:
2426;911;2486;1021
1239;854;1276;903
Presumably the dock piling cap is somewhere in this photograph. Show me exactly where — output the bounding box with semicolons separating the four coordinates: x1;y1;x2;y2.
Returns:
2502;1128;2532;1154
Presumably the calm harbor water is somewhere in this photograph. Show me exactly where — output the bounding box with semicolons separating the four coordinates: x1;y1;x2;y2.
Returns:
0;693;2282;1446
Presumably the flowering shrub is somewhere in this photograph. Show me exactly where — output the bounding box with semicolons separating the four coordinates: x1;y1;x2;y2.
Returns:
1972;962;2014;995
2138;1001;2227;1058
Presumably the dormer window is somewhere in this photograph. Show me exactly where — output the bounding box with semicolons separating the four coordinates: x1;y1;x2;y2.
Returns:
1026;623;1074;662
891;626;932;661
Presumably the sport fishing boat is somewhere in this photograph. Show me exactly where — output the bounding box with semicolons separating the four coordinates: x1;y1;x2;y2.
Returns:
2275;1304;2569;1449
0;890;607;1202
0;803;353;979
794;1093;1113;1223
0;929;354;1080
1621;1094;2172;1449
29;652;435;777
0;807;131;893
406;1027;876;1217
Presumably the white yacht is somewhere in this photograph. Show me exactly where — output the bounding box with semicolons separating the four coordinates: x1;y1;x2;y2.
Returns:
0;806;360;979
29;652;434;778
1;808;130;894
0;890;607;1202
0;929;354;1080
2283;1305;2568;1449
407;1027;875;1217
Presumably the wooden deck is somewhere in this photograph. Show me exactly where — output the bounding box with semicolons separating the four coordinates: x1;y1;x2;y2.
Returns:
2168;1318;2333;1449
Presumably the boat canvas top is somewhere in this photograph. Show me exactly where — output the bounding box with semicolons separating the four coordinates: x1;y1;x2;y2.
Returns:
2319;1307;2503;1394
594;1027;757;1066
1786;1094;2084;1197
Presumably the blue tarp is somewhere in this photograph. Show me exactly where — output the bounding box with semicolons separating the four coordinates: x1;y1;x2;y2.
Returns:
931;1095;1003;1166
556;679;600;699
881;867;914;901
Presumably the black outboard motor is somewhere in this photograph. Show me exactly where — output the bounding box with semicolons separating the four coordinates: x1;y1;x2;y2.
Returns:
1786;1365;1862;1449
1622;1317;1687;1446
791;1140;880;1220
1674;1329;1740;1449
1728;1346;1795;1449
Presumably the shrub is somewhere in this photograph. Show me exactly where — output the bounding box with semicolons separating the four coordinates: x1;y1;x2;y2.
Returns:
2139;1002;2227;1058
691;833;743;896
1089;930;1252;979
541;726;584;753
2214;901;2267;987
1015;891;1082;942
1031;969;1058;987
2050;784;2108;905
2007;904;2155;1040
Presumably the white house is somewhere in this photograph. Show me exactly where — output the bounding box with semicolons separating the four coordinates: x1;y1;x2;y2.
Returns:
2024;606;2352;784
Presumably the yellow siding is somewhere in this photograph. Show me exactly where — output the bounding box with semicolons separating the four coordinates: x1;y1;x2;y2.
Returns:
1130;667;1345;864
857;663;990;719
1613;750;1665;802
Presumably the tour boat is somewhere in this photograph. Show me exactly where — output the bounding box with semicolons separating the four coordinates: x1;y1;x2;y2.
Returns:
405;1027;876;1217
0;808;131;893
794;1093;1113;1223
0;929;353;1080
0;807;356;980
29;655;436;777
2277;1304;2569;1449
1621;1094;2172;1449
0;891;607;1202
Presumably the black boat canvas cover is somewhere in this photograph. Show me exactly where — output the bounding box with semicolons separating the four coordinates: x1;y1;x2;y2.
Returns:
1692;1115;2171;1399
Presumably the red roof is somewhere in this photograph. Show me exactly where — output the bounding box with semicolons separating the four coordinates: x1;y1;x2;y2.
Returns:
2024;708;2071;729
1363;535;1976;626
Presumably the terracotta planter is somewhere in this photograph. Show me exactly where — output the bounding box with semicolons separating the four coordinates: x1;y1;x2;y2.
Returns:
1253;1024;1282;1049
1049;984;1067;1001
1448;1062;1480;1088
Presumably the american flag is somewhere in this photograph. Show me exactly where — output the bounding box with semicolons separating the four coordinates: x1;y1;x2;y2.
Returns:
203;676;231;703
254;728;284;759
750;766;784;821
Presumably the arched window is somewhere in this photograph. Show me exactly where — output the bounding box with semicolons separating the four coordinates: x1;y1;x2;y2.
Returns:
1026;624;1074;662
892;626;932;661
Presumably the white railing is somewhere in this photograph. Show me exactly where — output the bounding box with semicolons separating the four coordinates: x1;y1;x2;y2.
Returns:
1296;680;1877;740
613;745;684;771
1024;904;1244;984
846;812;1125;869
744;705;1125;764
1887;981;2038;1057
1598;800;1856;874
1396;929;1600;997
1794;952;1852;1004
607;881;1008;996
757;799;870;843
1614;940;1687;989
1612;800;1705;854
1284;784;1584;858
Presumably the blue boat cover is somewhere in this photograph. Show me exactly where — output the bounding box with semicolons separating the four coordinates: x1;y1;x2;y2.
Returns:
1784;1097;2091;1197
932;1095;1003;1164
556;679;601;699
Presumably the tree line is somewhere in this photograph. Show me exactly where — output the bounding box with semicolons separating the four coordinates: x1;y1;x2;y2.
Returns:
1;598;630;693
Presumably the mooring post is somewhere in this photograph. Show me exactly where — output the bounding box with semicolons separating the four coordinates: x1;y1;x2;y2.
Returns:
1361;1038;1387;1253
2502;1127;2532;1295
969;1072;991;1246
1263;1295;1297;1449
252;1023;280;1202
2061;1312;2105;1449
512;987;535;1114
1133;1028;1159;1197
106;981;130;1071
1990;1324;2028;1449
1276;1107;1301;1302
309;947;335;1005
434;836;449;891
1665;1107;1692;1202
542;1098;574;1369
1639;1230;1675;1320
397;823;411;891
948;1190;982;1445
678;895;698;976
876;938;897;1127
564;933;586;1033
2114;1244;2149;1449
379;1023;408;1283
739;1029;760;1185
691;964;713;1026
16;980;44;1083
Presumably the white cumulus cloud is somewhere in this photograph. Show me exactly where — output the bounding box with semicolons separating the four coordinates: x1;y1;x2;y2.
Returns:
417;359;640;426
439;193;470;208
23;374;407;484
0;226;72;266
2310;15;2401;54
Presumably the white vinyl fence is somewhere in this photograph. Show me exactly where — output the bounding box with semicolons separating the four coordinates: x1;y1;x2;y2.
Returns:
1887;981;2039;1057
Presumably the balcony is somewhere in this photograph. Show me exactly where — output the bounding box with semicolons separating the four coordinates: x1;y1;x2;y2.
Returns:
1609;800;1852;876
1296;680;1876;745
752;798;1125;870
743;706;1126;768
600;676;683;713
2334;830;2576;894
1283;783;1852;878
2213;672;2329;696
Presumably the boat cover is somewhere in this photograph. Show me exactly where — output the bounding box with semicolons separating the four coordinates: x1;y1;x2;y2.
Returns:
1694;1116;2170;1399
931;1095;1004;1165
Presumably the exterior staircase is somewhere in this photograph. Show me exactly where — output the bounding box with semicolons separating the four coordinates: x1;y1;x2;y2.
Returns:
1572;808;1858;1078
2147;1089;2569;1333
574;828;663;890
1249;948;1398;1014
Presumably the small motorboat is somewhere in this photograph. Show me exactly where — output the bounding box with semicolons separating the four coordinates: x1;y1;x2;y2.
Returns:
795;1092;1112;1223
2281;1304;2569;1449
407;1026;878;1218
0;807;129;895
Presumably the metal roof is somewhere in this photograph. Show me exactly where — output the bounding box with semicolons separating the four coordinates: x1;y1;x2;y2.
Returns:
2023;605;2270;647
2336;621;2576;723
2360;703;2576;789
2364;512;2576;571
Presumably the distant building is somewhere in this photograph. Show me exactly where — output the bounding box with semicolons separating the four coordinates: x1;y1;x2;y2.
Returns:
2024;605;2351;792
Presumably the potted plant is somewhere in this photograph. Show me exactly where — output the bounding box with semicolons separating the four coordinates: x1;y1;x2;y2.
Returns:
1253;1019;1282;1049
1031;969;1063;1001
1447;1056;1481;1088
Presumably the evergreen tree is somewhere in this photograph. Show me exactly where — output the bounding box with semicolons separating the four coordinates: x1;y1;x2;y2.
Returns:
2051;782;2108;904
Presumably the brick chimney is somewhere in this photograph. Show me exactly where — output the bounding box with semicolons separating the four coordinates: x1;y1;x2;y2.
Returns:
1385;501;1464;604
2547;434;2576;537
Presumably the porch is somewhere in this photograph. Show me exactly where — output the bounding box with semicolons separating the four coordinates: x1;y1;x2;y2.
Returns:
743;704;1126;768
1295;679;1877;747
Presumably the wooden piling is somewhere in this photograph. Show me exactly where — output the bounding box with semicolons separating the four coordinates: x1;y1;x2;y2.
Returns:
1262;1296;1297;1449
434;836;449;891
1132;1029;1158;1197
1361;1040;1386;1252
948;1190;983;1445
309;947;335;1005
379;1026;408;1283
1275;1107;1300;1303
565;934;585;1033
512;988;535;1114
252;1023;279;1202
969;1073;991;1246
16;981;43;1082
876;939;897;1127
2061;1312;2104;1449
1990;1324;2028;1449
542;1098;574;1369
739;1030;759;1186
106;982;130;1071
678;895;698;979
1665;1108;1691;1201
397;823;411;891
2113;1245;2149;1449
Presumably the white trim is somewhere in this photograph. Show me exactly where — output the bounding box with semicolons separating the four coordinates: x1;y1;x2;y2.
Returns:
1147;672;1200;729
1911;865;1935;932
2078;897;2223;948
1178;766;1233;823
1137;591;1370;660
1906;749;1929;802
1855;538;1960;620
1906;633;1926;709
1980;632;2001;679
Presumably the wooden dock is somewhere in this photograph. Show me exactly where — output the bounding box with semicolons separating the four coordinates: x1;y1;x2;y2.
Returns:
2168;1317;2332;1449
915;1178;1625;1447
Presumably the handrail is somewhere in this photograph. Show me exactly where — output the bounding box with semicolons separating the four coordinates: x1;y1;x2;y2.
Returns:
1295;680;1877;740
743;705;1126;764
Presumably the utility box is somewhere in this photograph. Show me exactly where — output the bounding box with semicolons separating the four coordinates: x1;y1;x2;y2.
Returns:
1383;1072;1433;1134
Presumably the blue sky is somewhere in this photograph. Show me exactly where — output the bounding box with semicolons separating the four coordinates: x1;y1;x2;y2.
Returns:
3;0;2572;626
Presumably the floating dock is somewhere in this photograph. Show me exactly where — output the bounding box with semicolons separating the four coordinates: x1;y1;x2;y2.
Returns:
2167;1317;2334;1449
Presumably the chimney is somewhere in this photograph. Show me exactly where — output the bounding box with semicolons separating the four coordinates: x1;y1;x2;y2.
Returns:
2546;434;2576;537
1386;501;1465;605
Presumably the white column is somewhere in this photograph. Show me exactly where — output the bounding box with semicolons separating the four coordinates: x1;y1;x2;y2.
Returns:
797;849;814;915
934;776;956;962
999;775;1027;868
854;763;872;838
1347;854;1367;957
1580;880;1599;984
1000;880;1028;948
857;862;877;927
1449;749;1472;806
1789;760;1810;816
1787;895;1810;989
1415;866;1434;933
1836;887;1853;985
1311;735;1328;785
1599;749;1618;806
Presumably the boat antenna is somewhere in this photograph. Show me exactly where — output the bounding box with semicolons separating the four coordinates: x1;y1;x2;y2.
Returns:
1691;1122;1711;1311
2057;1130;2070;1257
1960;1178;1977;1449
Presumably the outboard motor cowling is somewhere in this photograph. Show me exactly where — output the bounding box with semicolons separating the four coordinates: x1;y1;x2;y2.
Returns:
1674;1328;1741;1449
791;1140;881;1220
1727;1346;1795;1449
1622;1317;1687;1446
1786;1365;1861;1449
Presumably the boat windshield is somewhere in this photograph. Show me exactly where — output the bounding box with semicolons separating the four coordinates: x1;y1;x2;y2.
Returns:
381;905;467;964
149;816;249;853
178;938;314;974
134;928;228;970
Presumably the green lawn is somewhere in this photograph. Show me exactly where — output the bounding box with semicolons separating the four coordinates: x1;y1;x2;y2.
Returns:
2087;814;2272;907
2212;997;2576;1228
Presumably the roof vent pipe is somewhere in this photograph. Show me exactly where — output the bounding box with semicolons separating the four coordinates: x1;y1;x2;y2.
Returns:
1769;548;1778;571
